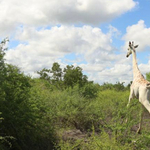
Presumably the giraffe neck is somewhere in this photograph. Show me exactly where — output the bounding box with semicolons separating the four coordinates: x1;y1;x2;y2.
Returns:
132;50;143;79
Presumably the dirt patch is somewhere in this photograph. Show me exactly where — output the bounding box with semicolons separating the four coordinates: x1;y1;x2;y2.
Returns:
62;129;89;142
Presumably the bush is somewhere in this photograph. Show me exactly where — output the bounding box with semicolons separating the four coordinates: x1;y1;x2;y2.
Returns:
52;87;150;149
81;83;99;99
0;66;56;150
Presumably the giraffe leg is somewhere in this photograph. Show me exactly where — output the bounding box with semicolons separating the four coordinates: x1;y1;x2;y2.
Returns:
142;100;150;113
137;95;150;134
127;89;134;107
127;97;131;107
139;88;150;113
126;90;134;123
136;106;144;134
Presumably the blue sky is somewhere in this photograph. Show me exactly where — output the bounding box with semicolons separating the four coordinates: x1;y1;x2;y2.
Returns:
1;0;150;84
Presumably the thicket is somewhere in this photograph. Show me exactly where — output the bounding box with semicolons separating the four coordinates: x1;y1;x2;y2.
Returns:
0;39;56;150
1;38;150;150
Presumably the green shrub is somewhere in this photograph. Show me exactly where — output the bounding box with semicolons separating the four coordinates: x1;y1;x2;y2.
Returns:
80;83;99;99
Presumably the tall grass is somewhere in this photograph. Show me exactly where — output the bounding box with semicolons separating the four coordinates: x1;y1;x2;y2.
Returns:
31;79;150;150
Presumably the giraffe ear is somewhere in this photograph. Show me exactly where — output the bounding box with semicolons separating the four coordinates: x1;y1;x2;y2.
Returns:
134;45;138;48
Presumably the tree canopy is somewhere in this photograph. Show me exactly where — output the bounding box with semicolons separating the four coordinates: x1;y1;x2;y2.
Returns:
37;63;88;89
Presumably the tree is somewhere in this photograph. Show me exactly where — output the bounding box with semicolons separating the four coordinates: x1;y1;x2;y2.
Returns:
100;82;126;91
37;63;89;89
51;62;62;83
0;39;56;149
37;62;63;83
63;65;88;88
37;68;51;81
0;64;33;149
0;38;8;83
37;62;63;89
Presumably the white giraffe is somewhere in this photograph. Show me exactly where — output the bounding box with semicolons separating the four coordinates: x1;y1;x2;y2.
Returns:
126;41;150;132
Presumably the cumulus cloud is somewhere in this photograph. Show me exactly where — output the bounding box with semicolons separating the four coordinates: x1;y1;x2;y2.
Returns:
83;54;133;84
0;0;137;36
98;64;132;83
123;20;150;51
1;0;139;84
5;25;132;84
139;61;150;75
6;25;113;74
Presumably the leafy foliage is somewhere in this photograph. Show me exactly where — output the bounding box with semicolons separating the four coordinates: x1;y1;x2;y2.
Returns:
51;62;63;82
80;82;99;99
100;82;128;91
37;63;88;89
146;72;150;82
0;39;56;150
63;65;88;88
37;68;51;81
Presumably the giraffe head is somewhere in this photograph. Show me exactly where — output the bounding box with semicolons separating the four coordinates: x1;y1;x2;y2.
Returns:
126;41;138;57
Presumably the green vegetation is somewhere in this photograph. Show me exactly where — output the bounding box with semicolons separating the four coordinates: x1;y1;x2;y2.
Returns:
146;72;150;82
1;38;150;149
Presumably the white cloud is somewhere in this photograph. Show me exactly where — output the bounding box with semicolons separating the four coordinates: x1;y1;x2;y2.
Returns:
123;20;150;51
6;25;113;75
82;53;133;84
139;61;150;75
98;64;132;83
5;25;133;84
1;0;139;84
0;0;137;37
